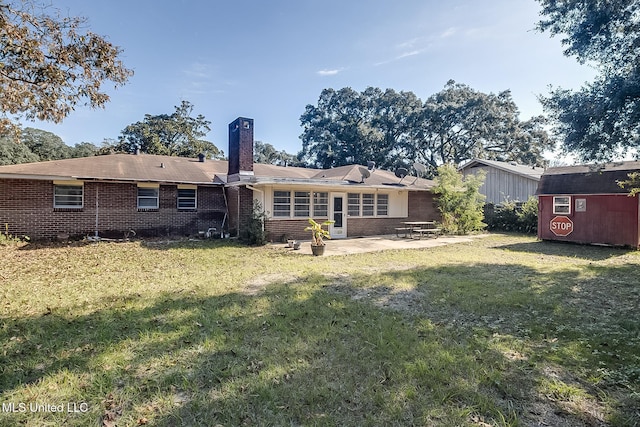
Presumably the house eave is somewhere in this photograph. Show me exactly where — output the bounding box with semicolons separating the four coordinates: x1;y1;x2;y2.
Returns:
0;173;222;186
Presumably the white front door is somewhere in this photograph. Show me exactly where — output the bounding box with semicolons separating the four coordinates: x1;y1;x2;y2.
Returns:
329;193;347;239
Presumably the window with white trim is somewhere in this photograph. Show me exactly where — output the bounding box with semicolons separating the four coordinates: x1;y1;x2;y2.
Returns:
177;188;196;210
348;193;360;216
272;190;332;218
54;184;83;208
294;191;311;217
273;191;291;217
313;192;328;217
362;193;375;216
553;196;571;214
377;194;389;216
138;186;159;209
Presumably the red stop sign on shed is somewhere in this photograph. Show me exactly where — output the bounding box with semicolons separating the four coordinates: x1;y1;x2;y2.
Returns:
550;216;574;236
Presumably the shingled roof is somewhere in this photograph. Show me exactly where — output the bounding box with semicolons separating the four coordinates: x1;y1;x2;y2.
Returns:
0;154;435;190
536;161;640;195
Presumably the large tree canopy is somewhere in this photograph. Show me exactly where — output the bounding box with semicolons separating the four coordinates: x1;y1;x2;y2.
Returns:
536;0;640;161
300;82;553;175
112;101;223;159
0;1;133;134
415;81;553;176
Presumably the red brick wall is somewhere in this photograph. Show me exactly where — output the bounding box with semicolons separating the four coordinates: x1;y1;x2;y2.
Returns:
265;219;310;242
0;179;227;240
408;191;440;221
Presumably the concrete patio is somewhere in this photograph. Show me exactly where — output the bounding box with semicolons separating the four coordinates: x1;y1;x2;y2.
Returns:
274;233;488;256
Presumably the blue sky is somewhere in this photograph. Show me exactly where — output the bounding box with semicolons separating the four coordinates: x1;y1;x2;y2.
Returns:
29;0;596;156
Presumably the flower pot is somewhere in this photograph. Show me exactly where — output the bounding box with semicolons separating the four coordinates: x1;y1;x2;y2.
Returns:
311;244;325;256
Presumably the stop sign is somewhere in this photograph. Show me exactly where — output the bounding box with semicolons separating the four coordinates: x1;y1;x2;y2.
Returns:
550;216;574;236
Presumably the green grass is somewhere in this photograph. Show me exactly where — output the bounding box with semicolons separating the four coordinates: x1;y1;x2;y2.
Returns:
1;234;639;426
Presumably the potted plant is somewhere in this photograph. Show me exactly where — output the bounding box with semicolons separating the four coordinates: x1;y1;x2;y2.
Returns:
304;218;335;256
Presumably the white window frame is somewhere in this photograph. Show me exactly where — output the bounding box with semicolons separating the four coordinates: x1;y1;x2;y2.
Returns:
54;183;84;208
273;190;292;217
553;196;571;214
376;194;389;216
272;190;332;219
294;191;311;218
348;193;361;216
177;186;197;210
362;193;375;217
313;192;329;217
138;185;159;210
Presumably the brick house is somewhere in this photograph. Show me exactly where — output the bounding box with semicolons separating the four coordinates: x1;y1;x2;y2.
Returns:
0;117;439;241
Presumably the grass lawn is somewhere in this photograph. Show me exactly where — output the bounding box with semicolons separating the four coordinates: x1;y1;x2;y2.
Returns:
1;234;639;426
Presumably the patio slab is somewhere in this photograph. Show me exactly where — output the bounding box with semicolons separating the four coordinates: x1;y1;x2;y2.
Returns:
274;234;488;256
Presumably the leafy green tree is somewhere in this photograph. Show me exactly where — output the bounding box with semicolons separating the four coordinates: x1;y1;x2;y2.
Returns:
300;83;552;174
536;0;640;161
254;140;302;166
0;135;38;165
300;87;422;169
113;101;223;159
0;1;133;135
433;163;486;234
414;81;553;177
20;127;71;160
70;142;99;158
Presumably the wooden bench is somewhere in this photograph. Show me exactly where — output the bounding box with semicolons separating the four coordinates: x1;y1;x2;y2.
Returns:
395;227;412;237
413;228;441;239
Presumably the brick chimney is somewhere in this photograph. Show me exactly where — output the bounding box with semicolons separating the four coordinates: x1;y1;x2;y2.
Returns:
227;117;254;182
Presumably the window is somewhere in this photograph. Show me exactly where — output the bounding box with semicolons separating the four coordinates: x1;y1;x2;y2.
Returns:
377;194;389;216
348;193;360;216
294;191;310;217
313;192;328;217
177;188;196;210
553;196;571;214
54;184;83;208
138;186;159;209
273;191;291;217
362;194;375;216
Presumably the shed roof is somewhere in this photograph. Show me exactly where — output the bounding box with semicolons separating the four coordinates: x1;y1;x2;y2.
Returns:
536;161;640;195
459;159;543;180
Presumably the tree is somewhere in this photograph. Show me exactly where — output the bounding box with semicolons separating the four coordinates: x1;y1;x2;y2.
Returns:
253;140;302;166
70;142;99;158
113;101;224;159
433;163;486;234
414;81;553;176
20;127;71;160
0;1;133;134
299;83;552;174
536;0;640;161
0;135;38;164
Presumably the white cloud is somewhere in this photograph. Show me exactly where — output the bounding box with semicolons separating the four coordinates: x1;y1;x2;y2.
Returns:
440;27;457;39
317;69;341;76
397;50;421;59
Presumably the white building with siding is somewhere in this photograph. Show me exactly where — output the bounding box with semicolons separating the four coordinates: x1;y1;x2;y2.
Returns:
459;159;543;205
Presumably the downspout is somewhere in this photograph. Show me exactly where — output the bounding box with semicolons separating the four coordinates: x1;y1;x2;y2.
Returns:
94;184;99;238
246;185;265;236
221;184;229;238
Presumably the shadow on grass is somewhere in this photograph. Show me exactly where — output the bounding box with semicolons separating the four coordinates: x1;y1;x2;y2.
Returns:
496;239;636;261
1;263;638;426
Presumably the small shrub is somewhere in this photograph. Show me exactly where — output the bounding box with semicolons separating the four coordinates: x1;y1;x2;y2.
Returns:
485;197;538;234
241;201;268;246
433;164;486;234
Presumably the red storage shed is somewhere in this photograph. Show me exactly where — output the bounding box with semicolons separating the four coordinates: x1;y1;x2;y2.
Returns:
536;161;640;248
